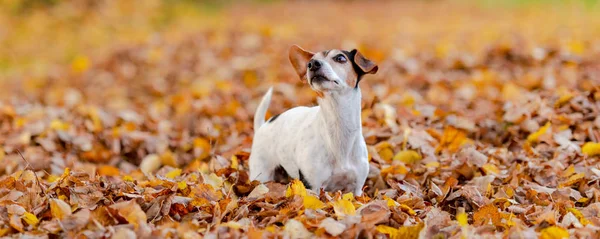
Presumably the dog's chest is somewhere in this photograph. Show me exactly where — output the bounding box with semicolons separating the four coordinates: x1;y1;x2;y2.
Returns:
323;170;358;193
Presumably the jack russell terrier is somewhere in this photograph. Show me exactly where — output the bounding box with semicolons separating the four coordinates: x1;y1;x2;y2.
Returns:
249;45;378;196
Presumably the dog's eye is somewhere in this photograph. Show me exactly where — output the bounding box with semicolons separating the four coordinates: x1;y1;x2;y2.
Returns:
333;54;347;63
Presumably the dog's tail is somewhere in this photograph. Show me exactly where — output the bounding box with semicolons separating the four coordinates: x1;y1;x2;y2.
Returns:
254;87;273;130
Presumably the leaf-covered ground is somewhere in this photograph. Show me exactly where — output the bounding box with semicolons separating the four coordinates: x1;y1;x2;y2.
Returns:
2;1;600;238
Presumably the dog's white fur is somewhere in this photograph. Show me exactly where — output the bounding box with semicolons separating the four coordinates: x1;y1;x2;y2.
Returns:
249;45;377;195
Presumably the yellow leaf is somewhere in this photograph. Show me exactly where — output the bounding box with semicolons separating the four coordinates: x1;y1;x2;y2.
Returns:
0;227;10;236
380;165;408;176
71;55;90;73
481;163;500;175
59;168;70;180
376;225;398;235
231;155;239;169
383;196;398;208
437;126;470;153
178;181;188;190
342;192;354;201
50;198;72;219
393;150;422;164
566;40;584;55
47;174;59;183
332;199;355;218
527;122;551;143
303;195;325;210
22;212;39;226
399;204;416;216
582;142;600;156
457;212;468;226
376;223;424;239
560;173;585;187
265;225;277;233
193;137;211;159
561;165;576;178
286;179;307;197
555;92;574;107
376;142;394;162
540;226;569;239
161;151;178;167
566;208;590;225
166;168;182;179
123;175;134;182
50;119;70;131
425;162;440;168
379;148;394;162
435;42;451;58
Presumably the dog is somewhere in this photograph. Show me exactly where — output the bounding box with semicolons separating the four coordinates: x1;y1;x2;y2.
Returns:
249;45;378;196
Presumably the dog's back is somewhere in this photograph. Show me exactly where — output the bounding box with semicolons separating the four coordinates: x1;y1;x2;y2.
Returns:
250;90;320;182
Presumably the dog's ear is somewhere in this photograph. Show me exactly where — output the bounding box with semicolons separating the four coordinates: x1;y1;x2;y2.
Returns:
289;45;314;80
351;49;378;75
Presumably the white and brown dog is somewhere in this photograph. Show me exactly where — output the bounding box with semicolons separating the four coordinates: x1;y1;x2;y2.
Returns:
249;45;378;195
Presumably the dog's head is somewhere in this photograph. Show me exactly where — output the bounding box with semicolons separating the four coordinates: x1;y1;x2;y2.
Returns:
289;45;378;92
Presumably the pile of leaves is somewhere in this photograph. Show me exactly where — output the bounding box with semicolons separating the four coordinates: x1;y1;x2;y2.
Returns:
2;1;600;238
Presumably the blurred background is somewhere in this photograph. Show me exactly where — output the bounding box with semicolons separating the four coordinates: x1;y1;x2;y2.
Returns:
0;0;599;174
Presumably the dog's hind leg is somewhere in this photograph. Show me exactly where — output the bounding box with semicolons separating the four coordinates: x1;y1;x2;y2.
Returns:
248;153;277;183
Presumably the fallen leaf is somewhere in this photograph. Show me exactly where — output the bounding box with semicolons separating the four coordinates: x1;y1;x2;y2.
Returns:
527;122;551;143
286;179;307;197
582;142;600;156
318;218;346;236
284;219;312;239
332;199;356;218
50;198;72;219
539;226;569;239
22;212;39;226
393;150;422;164
376;223;424;239
110;201;147;229
140;154;162;174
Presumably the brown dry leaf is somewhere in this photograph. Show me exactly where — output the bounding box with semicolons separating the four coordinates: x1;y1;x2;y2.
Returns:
473;204;503;226
191;184;223;207
110;201;147;228
436;126;470;153
318;218;346;236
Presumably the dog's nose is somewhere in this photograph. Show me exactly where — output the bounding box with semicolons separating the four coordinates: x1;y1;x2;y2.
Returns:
307;59;321;71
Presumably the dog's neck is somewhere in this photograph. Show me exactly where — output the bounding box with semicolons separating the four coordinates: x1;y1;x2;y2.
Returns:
316;88;363;163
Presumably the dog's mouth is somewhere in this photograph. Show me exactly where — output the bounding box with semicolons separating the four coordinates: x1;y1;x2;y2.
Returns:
311;75;329;82
310;75;338;85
